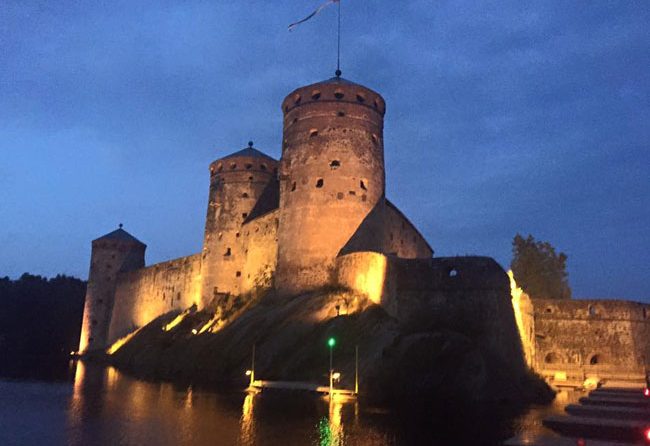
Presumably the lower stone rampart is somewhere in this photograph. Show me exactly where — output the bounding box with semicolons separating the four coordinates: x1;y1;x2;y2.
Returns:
531;298;650;383
336;253;527;376
107;253;202;345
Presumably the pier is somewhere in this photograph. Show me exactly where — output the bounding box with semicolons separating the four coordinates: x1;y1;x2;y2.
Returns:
505;386;650;445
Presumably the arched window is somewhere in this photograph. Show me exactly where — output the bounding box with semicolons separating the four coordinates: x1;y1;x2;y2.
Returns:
315;178;324;188
329;160;340;169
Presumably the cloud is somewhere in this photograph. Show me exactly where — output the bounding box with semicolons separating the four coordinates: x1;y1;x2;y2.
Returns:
0;0;648;300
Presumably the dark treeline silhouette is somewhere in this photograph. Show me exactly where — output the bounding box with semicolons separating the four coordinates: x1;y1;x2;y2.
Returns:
0;273;86;362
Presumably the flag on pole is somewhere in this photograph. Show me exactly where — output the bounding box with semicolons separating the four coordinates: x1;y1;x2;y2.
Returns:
288;0;340;31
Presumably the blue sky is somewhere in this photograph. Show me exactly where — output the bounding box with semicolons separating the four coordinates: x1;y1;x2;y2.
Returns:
1;1;648;300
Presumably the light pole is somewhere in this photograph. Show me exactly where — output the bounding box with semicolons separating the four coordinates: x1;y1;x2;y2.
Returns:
355;345;359;395
245;344;255;388
250;343;255;387
328;338;335;395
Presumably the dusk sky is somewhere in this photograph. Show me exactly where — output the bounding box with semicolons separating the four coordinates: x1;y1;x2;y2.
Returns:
1;1;648;301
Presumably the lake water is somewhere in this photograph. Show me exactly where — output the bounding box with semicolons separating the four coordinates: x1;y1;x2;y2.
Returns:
0;360;574;445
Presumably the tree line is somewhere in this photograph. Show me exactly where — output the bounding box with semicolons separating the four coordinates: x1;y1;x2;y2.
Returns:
0;273;86;359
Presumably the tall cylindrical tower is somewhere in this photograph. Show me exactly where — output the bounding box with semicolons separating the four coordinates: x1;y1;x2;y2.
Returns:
200;143;278;307
275;76;387;295
78;226;145;353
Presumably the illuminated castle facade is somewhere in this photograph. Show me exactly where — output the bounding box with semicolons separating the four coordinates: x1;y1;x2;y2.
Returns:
79;76;433;353
78;76;649;390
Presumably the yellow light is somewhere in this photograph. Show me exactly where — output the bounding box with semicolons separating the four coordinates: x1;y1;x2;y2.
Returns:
191;329;198;335
245;370;252;376
332;372;341;381
353;253;387;305
162;309;190;332
106;327;142;355
508;270;534;368
198;319;215;334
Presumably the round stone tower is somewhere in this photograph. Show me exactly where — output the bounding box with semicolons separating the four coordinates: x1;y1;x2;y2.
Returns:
275;75;387;295
200;142;278;307
78;226;145;353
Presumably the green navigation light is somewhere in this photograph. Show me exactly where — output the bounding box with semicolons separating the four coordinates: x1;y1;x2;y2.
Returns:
328;337;336;348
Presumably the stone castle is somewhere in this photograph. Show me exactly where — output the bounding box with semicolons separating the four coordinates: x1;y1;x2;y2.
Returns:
78;75;649;386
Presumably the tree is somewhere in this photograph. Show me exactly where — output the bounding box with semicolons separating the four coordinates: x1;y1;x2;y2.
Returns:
510;234;571;300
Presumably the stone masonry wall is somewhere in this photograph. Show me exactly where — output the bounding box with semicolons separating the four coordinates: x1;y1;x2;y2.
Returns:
200;153;277;306
532;299;650;377
107;253;202;345
275;79;387;296
240;211;279;295
78;237;145;352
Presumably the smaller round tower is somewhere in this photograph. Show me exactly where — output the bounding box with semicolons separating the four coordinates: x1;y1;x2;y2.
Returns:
200;143;278;307
78;225;145;353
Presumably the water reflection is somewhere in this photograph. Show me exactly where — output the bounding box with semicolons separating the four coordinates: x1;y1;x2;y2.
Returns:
0;360;567;445
318;397;345;446
239;391;256;445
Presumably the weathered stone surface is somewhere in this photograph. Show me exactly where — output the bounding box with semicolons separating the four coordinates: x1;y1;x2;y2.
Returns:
78;229;145;353
530;298;650;383
78;75;649;392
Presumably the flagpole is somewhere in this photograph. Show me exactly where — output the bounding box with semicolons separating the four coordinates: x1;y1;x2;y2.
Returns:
336;0;341;76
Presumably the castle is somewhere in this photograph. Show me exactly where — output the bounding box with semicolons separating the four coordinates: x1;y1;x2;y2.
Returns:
79;75;431;353
78;75;649;387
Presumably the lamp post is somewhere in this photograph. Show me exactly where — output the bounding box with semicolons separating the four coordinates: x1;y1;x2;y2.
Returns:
250;343;255;387
328;338;335;396
245;344;256;388
355;345;359;395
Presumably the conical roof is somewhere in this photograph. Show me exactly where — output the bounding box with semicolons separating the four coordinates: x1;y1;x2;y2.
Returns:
220;142;277;162
93;226;146;246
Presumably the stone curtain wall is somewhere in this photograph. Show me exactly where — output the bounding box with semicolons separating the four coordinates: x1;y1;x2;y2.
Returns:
240;211;279;295
391;256;526;373
107;253;202;344
533;299;650;377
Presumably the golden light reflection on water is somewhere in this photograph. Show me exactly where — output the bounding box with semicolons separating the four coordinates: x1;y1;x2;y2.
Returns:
317;395;351;446
239;392;256;445
63;362;535;445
